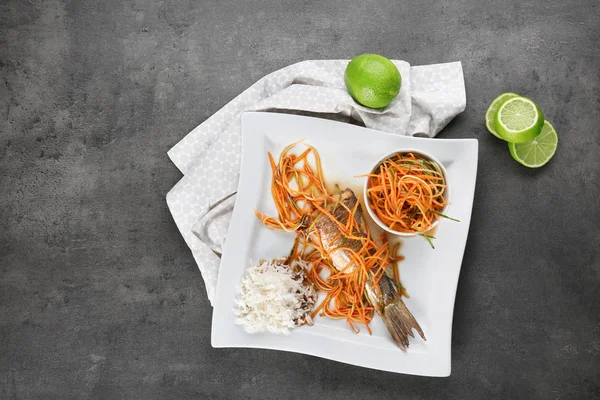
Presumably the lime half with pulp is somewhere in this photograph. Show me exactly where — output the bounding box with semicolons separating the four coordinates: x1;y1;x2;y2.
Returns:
486;92;518;138
494;96;544;143
508;120;558;168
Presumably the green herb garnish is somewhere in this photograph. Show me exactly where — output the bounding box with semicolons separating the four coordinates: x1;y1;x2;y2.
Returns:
428;209;461;222
419;233;436;249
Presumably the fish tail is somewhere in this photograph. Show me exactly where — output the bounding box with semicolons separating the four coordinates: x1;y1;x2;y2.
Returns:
366;273;426;351
379;297;426;351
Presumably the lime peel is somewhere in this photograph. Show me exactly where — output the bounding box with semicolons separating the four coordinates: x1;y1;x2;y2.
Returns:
485;92;519;139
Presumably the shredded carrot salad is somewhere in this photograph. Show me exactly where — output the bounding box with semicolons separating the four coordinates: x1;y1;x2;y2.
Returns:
364;152;449;234
254;142;405;334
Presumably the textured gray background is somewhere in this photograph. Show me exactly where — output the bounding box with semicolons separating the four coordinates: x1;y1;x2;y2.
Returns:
1;0;599;399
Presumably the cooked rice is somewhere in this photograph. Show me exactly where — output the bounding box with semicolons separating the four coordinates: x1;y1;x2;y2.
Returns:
234;258;316;334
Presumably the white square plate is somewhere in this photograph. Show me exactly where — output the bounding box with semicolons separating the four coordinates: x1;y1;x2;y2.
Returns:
211;112;478;376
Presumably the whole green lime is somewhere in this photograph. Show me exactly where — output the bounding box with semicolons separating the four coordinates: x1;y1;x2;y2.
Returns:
344;54;401;109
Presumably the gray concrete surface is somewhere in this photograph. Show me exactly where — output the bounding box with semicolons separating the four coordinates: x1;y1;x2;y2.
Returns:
1;0;599;398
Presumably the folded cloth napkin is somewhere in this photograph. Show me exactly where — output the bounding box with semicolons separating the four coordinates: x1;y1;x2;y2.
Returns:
167;60;466;304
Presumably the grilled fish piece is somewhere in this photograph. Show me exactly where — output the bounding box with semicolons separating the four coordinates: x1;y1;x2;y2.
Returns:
308;189;367;273
306;188;426;350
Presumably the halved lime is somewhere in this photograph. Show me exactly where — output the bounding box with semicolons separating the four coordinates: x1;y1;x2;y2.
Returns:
485;92;519;138
508;121;558;168
494;96;544;143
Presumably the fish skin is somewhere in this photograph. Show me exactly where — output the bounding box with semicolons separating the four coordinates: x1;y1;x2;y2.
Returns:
306;188;426;350
308;189;366;273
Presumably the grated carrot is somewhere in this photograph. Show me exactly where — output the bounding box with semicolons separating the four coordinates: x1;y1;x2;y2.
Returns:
362;152;449;234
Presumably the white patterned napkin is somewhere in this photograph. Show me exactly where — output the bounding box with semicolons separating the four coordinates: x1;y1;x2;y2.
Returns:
167;60;466;304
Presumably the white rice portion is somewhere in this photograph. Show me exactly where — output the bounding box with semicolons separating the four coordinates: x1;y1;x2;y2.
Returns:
234;258;316;335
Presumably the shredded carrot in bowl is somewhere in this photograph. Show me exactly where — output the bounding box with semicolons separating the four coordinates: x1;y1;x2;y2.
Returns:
364;152;450;235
